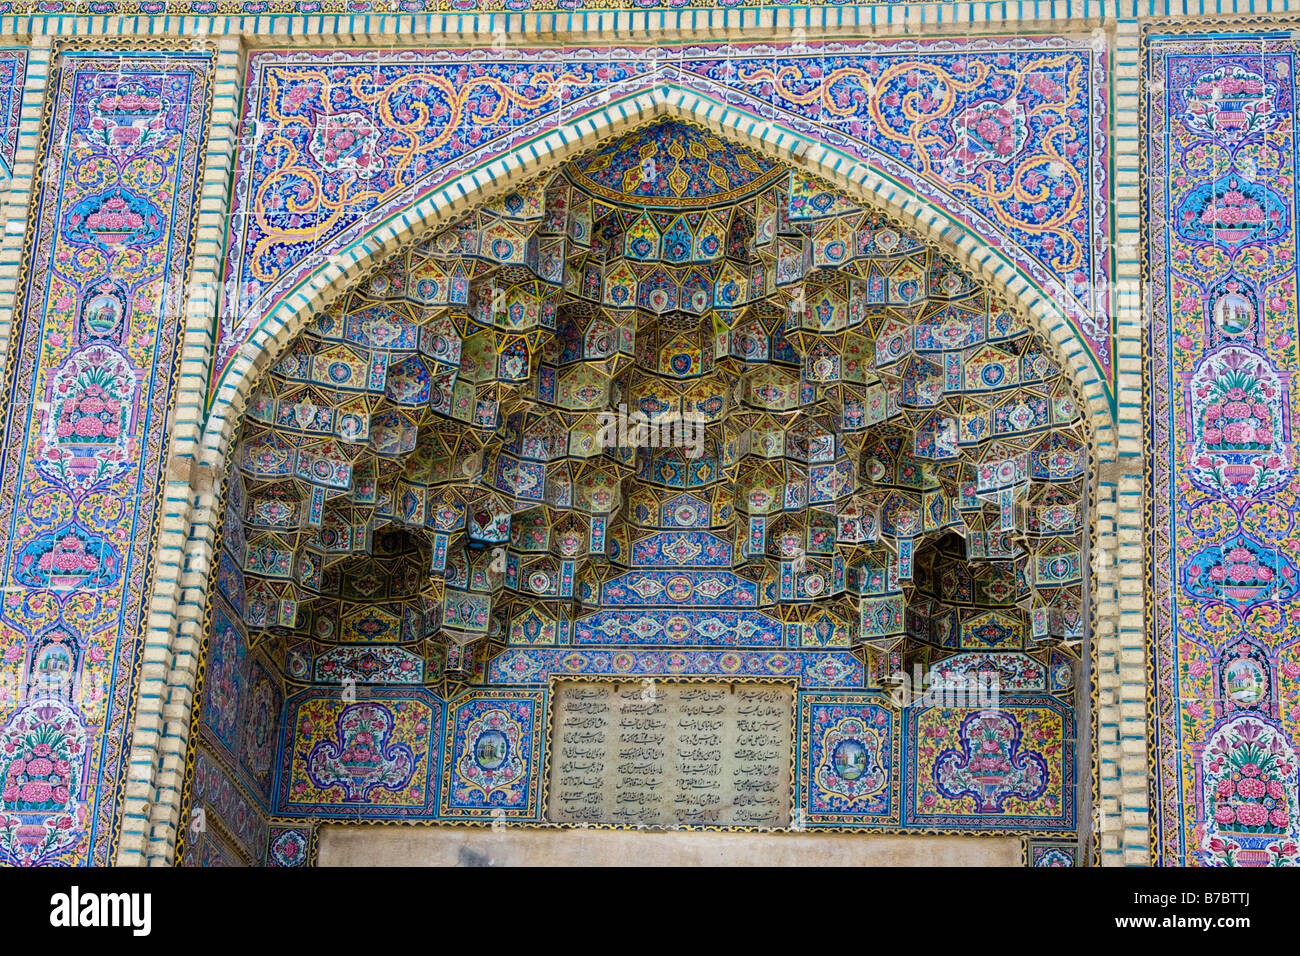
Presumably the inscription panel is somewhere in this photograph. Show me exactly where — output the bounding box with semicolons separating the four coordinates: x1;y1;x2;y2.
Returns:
546;681;793;828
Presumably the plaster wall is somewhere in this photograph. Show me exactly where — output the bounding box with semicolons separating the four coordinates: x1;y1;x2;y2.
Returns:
317;824;1024;867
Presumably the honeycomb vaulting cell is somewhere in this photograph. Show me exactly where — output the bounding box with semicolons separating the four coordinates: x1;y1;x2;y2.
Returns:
223;120;1087;699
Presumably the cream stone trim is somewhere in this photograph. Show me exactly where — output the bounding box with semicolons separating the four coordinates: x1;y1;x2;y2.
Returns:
0;34;47;386
116;36;247;866
1105;14;1149;867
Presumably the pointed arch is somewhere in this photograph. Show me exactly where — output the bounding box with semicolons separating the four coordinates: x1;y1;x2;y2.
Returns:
201;83;1115;474
130;80;1120;866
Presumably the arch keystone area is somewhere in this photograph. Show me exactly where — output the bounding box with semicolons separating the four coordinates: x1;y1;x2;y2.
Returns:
202;86;1117;463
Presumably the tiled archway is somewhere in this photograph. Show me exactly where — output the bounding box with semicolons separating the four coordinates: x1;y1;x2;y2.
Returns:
124;74;1131;866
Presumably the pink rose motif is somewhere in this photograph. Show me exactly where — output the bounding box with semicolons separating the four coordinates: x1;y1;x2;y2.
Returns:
1237;777;1266;799
1228;563;1256;583
1222;422;1253;444
20;782;52;803
1237;803;1269;827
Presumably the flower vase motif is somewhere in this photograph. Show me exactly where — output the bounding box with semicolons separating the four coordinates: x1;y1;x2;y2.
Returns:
12;524;122;594
0;701;86;866
38;345;138;491
933;711;1049;812
1201;717;1299;867
1183;531;1300;611
1184;344;1292;499
305;703;415;803
1181;66;1280;144
82;85;171;159
1174;171;1289;248
63;186;165;250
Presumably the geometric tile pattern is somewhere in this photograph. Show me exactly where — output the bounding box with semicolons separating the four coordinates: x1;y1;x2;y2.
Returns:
487;648;867;686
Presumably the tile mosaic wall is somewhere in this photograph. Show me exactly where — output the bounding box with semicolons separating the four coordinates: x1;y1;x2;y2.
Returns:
0;28;1119;864
170;36;1104;858
217;39;1112;410
0;47;213;866
1146;27;1300;867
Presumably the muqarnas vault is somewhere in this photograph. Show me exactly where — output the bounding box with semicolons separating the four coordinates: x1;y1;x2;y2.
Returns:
188;120;1088;864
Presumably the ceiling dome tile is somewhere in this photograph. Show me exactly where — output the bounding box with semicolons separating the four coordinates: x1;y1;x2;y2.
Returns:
567;120;784;209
